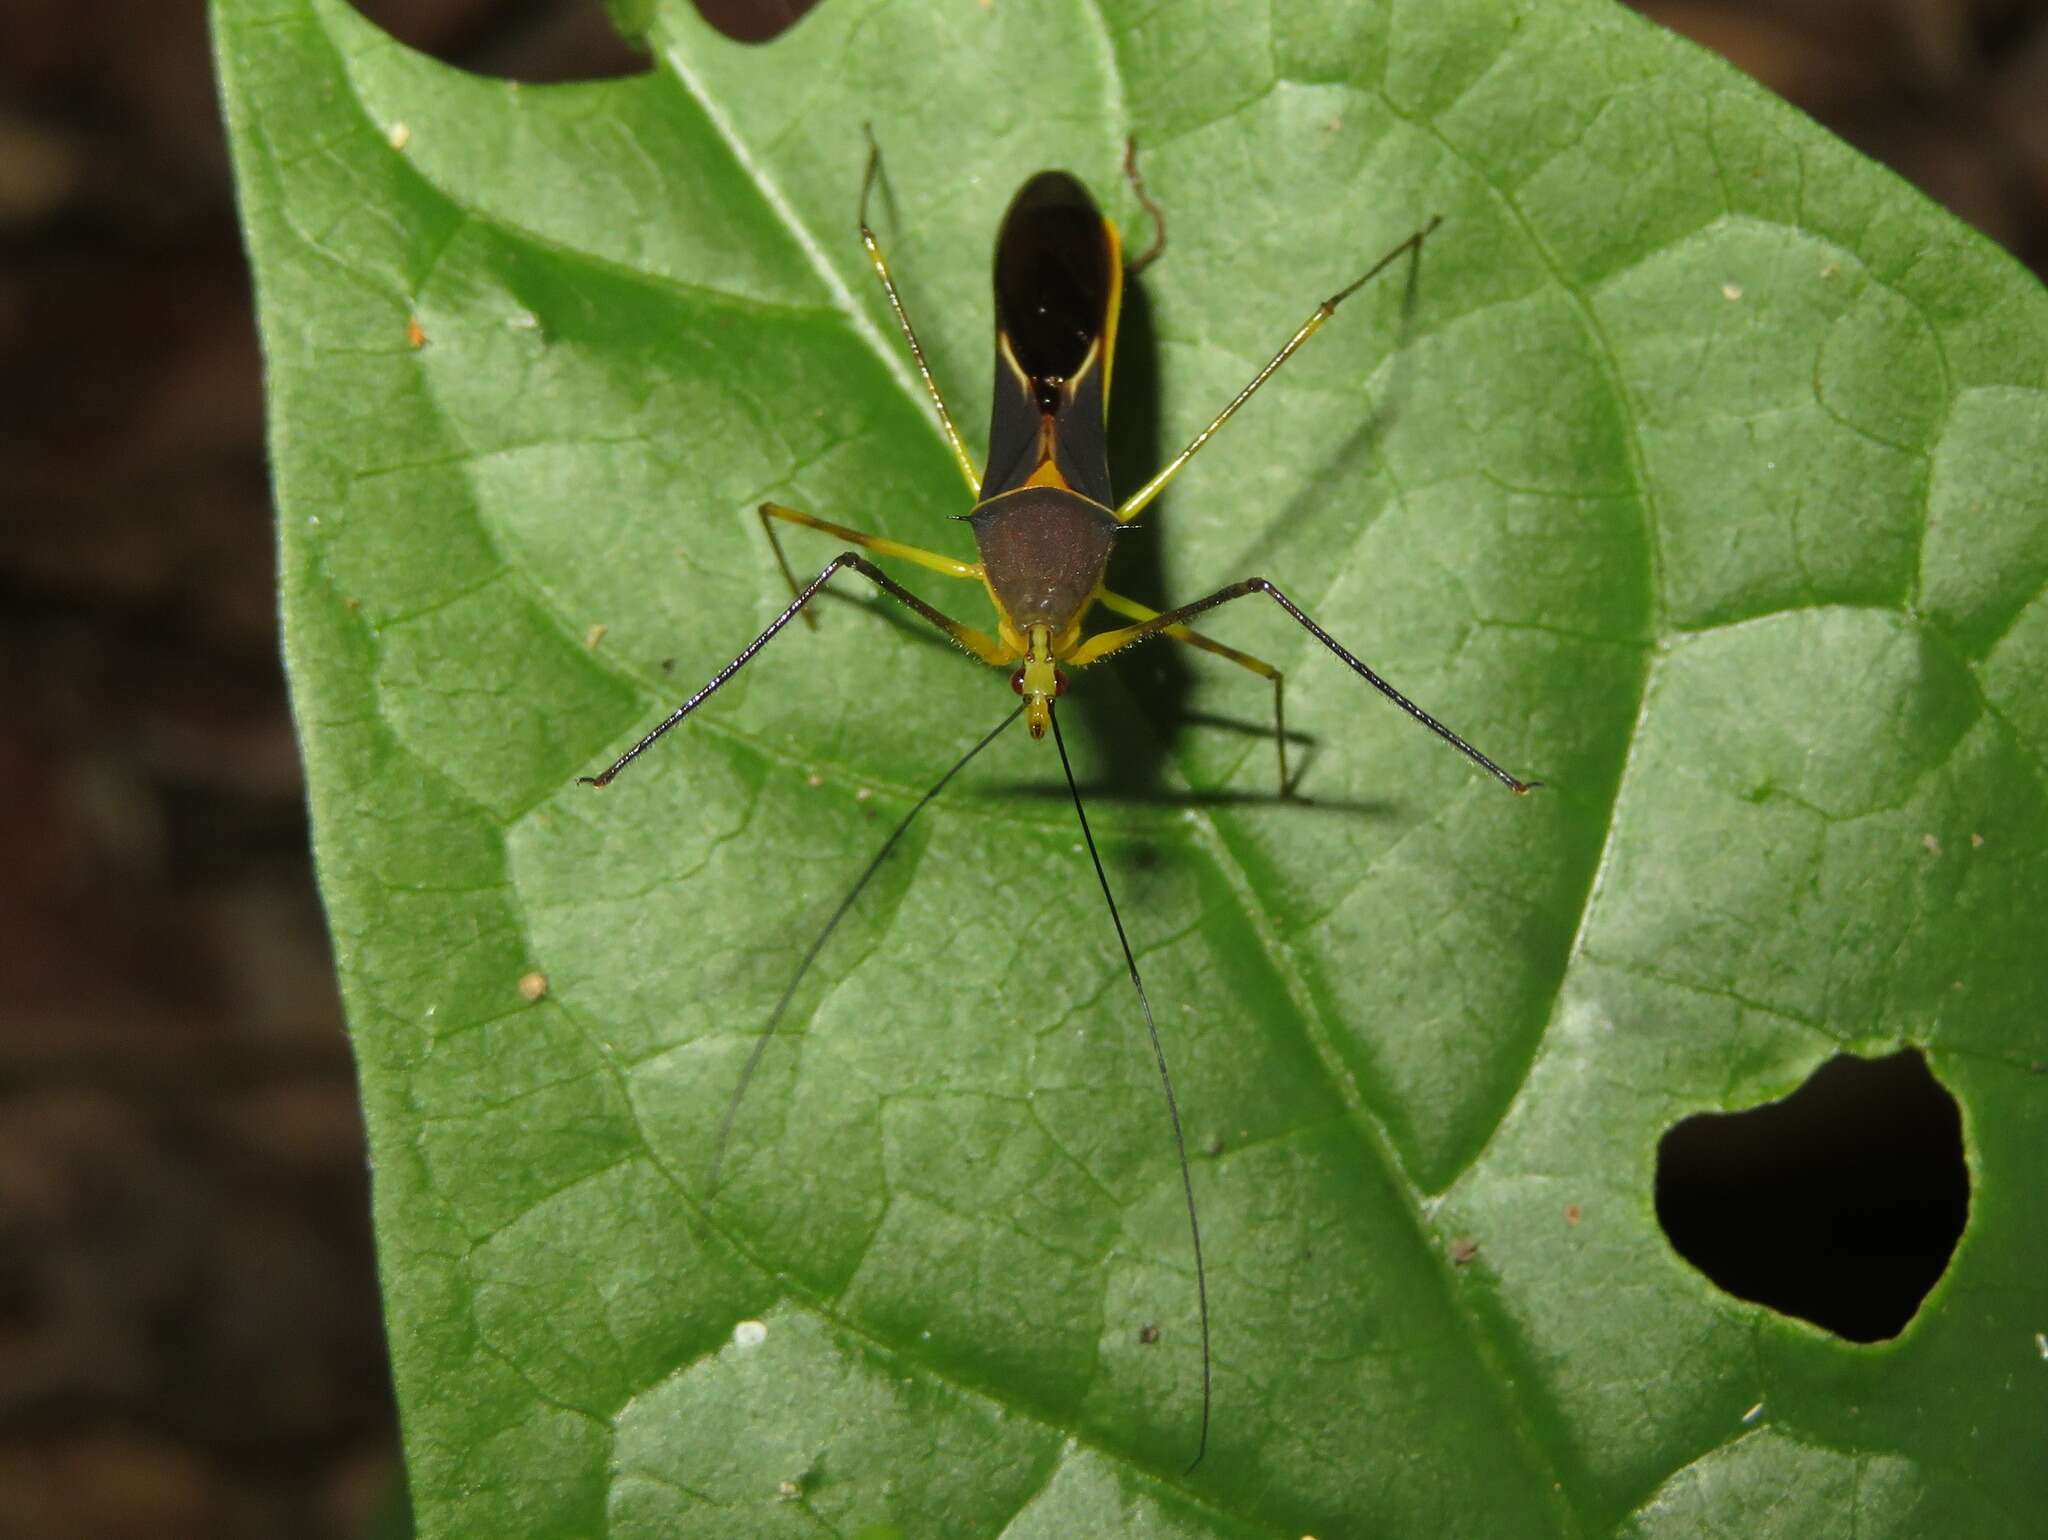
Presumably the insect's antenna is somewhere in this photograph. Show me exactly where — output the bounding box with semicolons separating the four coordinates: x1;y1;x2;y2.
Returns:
1048;705;1212;1473
706;704;1025;1194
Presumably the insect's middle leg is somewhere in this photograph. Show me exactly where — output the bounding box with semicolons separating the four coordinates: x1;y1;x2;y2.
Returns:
759;502;982;630
1091;586;1290;792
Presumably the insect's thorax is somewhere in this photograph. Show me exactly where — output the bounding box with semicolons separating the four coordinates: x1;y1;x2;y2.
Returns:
969;484;1119;655
979;342;1115;508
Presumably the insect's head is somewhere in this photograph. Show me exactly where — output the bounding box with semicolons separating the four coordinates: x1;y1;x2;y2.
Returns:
1011;624;1066;739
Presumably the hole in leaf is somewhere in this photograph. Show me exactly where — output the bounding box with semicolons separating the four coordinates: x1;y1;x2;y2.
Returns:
1654;1048;1967;1342
690;0;819;43
346;1;649;81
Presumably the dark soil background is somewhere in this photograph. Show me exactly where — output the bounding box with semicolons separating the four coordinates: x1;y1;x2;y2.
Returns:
0;2;2040;1535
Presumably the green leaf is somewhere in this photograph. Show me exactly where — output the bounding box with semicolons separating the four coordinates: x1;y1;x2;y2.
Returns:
216;0;2048;1533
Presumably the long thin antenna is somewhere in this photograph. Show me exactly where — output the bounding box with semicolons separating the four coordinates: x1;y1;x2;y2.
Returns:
707;705;1025;1193
1048;705;1212;1471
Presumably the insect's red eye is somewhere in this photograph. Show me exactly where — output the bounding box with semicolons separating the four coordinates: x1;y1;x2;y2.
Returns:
1054;670;1067;696
1010;667;1026;695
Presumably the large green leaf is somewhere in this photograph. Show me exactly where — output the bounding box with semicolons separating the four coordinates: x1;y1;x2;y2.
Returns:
217;0;2048;1533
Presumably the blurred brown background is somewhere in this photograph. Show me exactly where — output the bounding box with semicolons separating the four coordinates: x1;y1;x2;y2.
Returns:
0;2;2041;1536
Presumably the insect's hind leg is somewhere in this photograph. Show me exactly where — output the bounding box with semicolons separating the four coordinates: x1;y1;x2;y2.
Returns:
858;129;981;493
1114;215;1443;523
758;502;983;630
1092;586;1291;792
1121;137;1166;276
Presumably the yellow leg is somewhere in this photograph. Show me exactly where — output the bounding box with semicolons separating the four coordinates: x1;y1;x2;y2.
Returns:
834;552;1011;667
757;506;1007;663
1090;587;1289;791
759;502;981;630
860;130;982;495
1114;216;1443;523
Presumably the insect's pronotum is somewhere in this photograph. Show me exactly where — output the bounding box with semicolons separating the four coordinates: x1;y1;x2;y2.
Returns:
582;134;1539;1469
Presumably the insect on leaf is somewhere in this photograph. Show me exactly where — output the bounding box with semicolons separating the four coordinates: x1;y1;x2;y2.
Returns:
217;0;2048;1534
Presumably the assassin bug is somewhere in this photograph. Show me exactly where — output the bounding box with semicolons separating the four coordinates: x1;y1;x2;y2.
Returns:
581;134;1539;1468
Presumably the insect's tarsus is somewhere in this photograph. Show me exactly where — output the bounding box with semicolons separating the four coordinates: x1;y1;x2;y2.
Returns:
706;705;1025;1193
1049;705;1212;1472
1322;212;1443;311
1121;137;1165;276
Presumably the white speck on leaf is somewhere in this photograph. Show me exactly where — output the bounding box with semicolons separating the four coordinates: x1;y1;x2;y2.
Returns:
733;1319;767;1349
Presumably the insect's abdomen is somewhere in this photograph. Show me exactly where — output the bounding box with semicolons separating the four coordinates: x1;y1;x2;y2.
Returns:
980;173;1120;508
969;487;1120;637
994;173;1113;388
